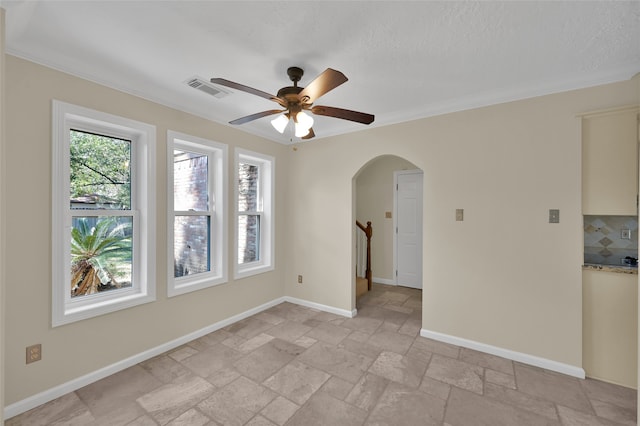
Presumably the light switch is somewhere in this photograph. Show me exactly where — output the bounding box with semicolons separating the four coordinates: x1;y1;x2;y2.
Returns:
385;211;392;219
549;209;560;223
622;228;631;239
456;209;464;221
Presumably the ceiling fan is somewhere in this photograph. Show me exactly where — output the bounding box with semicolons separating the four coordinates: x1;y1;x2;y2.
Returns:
211;67;374;140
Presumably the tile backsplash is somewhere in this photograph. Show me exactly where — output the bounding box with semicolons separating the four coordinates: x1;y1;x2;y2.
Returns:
584;215;638;266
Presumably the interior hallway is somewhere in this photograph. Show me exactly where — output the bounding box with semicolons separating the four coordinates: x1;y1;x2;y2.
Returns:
6;284;636;425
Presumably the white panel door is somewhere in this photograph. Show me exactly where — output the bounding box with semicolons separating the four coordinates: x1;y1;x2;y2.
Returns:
395;170;423;289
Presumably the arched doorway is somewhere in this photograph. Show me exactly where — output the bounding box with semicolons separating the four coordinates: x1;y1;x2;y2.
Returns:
352;155;423;311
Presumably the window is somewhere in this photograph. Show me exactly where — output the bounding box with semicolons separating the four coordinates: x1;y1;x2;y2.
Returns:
235;149;274;278
52;101;156;326
168;131;227;296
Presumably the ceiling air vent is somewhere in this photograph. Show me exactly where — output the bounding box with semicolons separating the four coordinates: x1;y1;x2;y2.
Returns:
185;77;231;99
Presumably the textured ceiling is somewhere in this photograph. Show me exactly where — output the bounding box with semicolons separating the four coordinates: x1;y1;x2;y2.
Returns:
3;1;640;144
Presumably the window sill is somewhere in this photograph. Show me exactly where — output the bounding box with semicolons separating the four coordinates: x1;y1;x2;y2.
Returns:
53;290;155;327
169;275;227;297
234;263;274;280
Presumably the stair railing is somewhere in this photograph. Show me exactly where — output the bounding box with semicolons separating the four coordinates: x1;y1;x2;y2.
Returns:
356;220;373;291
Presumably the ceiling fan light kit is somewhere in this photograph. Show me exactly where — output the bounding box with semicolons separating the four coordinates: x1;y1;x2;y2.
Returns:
270;114;289;133
293;111;314;137
270;109;313;137
211;66;374;140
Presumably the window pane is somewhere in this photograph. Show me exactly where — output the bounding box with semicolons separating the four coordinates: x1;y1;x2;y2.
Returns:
174;150;209;211
238;214;260;264
238;163;259;211
70;130;131;210
70;216;132;298
174;215;211;277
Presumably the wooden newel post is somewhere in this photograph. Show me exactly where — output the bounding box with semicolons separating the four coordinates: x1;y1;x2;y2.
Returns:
356;220;373;292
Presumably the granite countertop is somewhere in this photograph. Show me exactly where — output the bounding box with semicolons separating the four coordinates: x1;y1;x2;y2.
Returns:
583;263;638;274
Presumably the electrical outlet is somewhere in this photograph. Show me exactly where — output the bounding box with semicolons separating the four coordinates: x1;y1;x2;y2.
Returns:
456;209;464;221
26;344;42;364
297;275;303;284
622;228;631;239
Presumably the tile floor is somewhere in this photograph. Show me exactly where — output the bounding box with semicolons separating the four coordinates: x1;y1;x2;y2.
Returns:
6;284;637;425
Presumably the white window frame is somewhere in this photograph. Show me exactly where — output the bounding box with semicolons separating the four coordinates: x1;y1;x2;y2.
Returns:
52;100;156;327
235;148;275;279
167;131;227;296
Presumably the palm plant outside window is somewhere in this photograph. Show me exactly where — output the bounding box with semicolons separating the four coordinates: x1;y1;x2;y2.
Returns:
53;100;156;326
69;130;133;297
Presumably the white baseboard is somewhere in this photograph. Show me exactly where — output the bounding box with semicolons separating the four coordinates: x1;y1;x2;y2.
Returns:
420;328;586;379
284;296;356;318
372;277;395;286
4;295;353;419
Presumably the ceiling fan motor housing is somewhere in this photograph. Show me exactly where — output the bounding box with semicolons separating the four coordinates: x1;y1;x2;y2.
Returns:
277;85;304;105
278;67;307;107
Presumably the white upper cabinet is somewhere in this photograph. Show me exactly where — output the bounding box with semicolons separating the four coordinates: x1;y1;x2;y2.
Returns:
582;106;639;215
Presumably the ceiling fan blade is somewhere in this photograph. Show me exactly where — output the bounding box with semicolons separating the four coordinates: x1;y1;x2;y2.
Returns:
210;78;286;106
298;68;348;104
311;105;375;125
229;109;284;125
301;128;315;140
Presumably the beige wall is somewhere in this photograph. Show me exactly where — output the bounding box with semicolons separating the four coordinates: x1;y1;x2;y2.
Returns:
1;8;6;424
4;55;289;405
4;51;640;411
285;79;639;368
355;155;416;282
